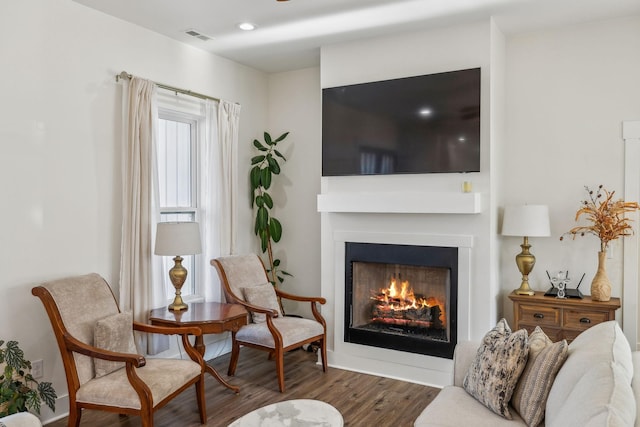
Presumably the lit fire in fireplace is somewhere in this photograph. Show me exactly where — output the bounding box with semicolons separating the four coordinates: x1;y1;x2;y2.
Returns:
370;278;446;329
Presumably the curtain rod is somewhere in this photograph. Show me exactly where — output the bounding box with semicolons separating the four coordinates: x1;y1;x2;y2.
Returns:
116;71;231;104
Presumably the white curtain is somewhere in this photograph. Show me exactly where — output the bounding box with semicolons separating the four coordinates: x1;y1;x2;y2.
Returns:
201;99;241;302
119;77;167;353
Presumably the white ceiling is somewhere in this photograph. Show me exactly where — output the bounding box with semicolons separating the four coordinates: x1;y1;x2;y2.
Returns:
74;0;640;73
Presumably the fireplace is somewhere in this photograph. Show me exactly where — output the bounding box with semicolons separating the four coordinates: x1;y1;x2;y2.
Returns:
344;242;458;359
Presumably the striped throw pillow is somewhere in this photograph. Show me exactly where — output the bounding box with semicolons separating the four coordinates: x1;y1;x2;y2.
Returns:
511;326;568;427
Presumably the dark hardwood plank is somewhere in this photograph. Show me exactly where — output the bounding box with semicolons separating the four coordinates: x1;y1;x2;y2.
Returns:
45;347;439;426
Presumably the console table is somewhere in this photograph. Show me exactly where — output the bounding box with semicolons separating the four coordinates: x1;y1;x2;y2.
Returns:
509;291;620;343
149;302;248;393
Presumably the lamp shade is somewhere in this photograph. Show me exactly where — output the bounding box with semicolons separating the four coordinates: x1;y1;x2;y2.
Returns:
501;205;551;237
155;222;202;256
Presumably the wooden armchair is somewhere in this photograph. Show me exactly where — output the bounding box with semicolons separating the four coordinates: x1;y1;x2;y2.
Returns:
32;273;206;427
211;254;327;392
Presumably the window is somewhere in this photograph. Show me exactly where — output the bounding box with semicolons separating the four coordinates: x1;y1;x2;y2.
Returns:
156;109;201;300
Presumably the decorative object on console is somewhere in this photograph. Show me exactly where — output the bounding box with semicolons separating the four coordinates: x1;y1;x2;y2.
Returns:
502;205;551;295
560;185;640;301
155;221;202;311
544;271;585;299
0;340;56;417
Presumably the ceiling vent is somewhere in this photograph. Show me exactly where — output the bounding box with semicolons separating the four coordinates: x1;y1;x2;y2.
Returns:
184;29;212;41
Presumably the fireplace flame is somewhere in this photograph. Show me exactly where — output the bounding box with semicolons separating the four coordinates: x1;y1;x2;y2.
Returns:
380;278;430;309
371;277;446;328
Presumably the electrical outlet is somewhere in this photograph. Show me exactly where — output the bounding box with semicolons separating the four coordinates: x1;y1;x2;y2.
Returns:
32;359;43;379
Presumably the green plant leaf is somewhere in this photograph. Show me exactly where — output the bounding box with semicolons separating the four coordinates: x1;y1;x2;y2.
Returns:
250;166;261;189
256;206;269;230
25;389;40;414
270;218;282;242
274;131;289;143
268;157;281;174
274;149;287;161
261;168;272;189
263;193;273;209
253;139;267;151
38;382;57;412
251;155;265;165
273;258;281;266
259;229;269;252
255;195;264;208
264;132;273;145
5;341;25;370
282;270;293;277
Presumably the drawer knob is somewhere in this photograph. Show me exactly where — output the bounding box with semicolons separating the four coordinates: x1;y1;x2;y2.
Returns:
533;313;544;319
579;317;591;324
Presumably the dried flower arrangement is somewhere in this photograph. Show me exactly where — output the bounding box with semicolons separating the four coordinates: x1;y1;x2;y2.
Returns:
560;185;640;252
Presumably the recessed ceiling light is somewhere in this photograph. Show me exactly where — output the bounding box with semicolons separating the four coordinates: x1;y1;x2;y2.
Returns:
419;108;432;116
238;22;256;31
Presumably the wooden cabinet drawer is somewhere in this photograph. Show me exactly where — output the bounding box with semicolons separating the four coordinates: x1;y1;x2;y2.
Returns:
509;292;620;344
564;310;609;331
518;304;561;327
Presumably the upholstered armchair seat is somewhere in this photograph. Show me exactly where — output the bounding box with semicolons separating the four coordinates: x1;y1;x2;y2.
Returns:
75;358;202;409
212;254;327;392
236;317;324;348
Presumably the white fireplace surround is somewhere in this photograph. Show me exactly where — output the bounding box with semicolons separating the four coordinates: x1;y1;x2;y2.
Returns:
318;185;481;385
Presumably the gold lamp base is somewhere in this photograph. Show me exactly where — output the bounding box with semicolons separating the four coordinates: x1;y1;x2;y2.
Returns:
514;236;536;296
168;256;189;311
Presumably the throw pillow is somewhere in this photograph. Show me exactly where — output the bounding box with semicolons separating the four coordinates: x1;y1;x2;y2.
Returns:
241;283;282;323
511;327;568;427
94;311;137;378
463;318;529;419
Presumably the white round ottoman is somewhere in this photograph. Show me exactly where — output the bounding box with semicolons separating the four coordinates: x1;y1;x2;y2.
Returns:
228;399;343;426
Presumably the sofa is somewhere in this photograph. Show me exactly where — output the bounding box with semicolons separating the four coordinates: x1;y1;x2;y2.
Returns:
415;320;639;427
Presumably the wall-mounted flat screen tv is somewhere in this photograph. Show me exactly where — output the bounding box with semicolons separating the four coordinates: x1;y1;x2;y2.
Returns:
322;68;481;176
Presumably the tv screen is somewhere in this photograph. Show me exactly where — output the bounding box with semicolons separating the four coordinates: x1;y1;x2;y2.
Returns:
322;68;480;176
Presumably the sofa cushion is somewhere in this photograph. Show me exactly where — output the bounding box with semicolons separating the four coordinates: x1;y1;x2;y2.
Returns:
414;386;528;427
463;318;529;419
545;321;635;427
511;327;568;427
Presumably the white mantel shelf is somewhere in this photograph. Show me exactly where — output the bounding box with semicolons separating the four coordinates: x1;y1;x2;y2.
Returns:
317;192;481;214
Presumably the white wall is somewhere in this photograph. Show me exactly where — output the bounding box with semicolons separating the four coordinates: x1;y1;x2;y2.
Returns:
501;15;640;337
0;1;267;423
265;68;322;317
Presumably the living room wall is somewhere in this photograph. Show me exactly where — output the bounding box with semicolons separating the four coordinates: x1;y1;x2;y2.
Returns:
0;0;269;422
267;15;640;349
501;14;640;345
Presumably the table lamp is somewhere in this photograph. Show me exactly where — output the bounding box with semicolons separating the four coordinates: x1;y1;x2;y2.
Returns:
502;205;550;295
155;221;202;311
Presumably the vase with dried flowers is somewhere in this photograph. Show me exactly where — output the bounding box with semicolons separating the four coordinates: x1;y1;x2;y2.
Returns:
560;185;640;301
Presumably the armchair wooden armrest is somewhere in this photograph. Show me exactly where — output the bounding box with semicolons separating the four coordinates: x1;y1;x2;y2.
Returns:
232;299;280;318
63;332;146;367
275;289;326;305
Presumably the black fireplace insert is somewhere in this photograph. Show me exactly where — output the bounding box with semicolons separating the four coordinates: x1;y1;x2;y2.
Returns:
345;242;458;359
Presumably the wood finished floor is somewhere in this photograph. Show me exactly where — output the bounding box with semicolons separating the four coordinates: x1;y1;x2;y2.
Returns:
45;347;440;427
